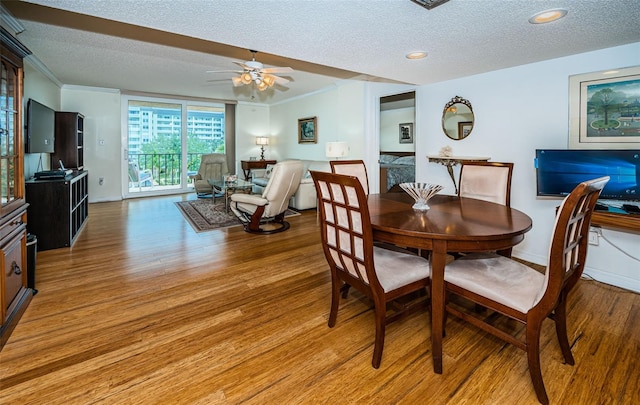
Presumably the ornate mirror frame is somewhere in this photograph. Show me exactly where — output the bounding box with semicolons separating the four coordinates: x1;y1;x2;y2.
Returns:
442;96;474;140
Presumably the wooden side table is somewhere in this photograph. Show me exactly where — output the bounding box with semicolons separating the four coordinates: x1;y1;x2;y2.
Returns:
241;159;276;180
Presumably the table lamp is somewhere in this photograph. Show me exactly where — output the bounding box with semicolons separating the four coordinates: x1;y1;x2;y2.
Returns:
256;136;269;160
325;141;349;159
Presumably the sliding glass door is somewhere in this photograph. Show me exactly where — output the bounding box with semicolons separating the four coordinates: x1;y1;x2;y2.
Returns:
123;95;225;197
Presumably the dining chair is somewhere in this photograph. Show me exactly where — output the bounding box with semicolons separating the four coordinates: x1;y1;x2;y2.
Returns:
330;159;369;195
458;161;514;206
310;170;431;368
443;176;609;405
457;161;514;258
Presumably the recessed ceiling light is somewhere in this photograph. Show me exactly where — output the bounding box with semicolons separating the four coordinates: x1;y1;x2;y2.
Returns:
529;8;568;24
406;51;428;60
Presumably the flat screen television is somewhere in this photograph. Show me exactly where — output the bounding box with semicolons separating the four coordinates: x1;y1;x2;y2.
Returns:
26;99;55;153
535;149;640;201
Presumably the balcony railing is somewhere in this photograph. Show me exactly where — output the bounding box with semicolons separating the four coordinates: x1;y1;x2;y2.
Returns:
128;153;204;191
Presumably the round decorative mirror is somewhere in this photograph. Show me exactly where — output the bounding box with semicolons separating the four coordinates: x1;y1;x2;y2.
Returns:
442;96;474;140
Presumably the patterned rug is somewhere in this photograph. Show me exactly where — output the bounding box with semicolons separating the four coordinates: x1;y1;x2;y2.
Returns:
176;198;300;232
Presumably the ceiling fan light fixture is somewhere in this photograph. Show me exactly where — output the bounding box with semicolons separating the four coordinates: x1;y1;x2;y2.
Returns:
529;8;567;24
210;50;291;91
257;81;269;91
262;75;276;87
240;72;253;85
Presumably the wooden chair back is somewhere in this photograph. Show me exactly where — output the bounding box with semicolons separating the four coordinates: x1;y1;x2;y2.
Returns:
458;161;513;206
330;160;370;195
311;170;379;294
536;175;610;310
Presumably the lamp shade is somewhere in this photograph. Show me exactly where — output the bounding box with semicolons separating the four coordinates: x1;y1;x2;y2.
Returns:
326;141;349;158
256;136;269;146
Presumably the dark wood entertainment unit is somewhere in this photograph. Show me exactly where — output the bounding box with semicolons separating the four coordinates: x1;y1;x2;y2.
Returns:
25;171;89;251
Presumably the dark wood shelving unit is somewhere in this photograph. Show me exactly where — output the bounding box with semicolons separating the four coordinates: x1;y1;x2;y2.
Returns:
53;112;84;170
25;171;89;251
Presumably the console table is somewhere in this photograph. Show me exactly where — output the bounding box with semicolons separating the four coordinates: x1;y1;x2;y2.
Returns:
241;160;276;180
427;155;490;194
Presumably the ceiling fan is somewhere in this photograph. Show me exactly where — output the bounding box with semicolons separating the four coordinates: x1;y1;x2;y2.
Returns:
208;50;293;91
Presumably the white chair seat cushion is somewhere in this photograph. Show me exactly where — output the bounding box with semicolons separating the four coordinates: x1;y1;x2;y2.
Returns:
373;246;430;292
230;193;268;215
445;253;545;313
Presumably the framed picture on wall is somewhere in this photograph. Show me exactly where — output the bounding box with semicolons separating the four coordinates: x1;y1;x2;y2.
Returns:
569;65;640;149
399;123;413;144
458;121;473;138
298;116;318;143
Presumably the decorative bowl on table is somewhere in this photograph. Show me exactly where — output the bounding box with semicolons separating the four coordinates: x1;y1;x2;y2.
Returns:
399;182;443;211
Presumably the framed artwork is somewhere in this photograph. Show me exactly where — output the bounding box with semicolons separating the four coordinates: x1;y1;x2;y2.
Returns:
399;123;413;144
569;65;640;149
298;116;317;143
458;121;473;139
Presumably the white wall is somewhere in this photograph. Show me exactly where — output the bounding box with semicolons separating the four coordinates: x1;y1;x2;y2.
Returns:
235;102;271;171
411;42;640;292
61;86;121;202
269;81;367;161
380;107;415;152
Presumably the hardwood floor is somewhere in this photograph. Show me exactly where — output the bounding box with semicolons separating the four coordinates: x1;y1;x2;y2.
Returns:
1;194;638;404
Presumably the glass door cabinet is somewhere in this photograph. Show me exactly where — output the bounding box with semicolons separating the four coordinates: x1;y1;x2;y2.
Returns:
1;27;32;350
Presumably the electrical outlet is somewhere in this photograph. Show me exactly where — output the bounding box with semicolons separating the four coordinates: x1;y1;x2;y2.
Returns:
588;227;600;246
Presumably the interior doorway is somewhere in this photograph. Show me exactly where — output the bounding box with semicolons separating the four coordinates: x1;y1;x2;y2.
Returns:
378;91;416;192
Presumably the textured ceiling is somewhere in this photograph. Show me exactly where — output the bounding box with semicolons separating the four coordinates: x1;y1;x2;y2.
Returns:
4;0;640;104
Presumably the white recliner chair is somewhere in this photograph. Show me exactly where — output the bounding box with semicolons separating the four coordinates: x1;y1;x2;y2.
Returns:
230;160;303;234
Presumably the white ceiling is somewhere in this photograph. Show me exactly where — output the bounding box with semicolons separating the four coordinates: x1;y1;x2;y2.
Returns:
4;0;640;104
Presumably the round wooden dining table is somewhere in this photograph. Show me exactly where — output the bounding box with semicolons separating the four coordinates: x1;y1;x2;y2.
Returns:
367;192;533;374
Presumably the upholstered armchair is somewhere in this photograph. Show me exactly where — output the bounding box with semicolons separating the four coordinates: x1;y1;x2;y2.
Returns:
189;153;230;197
230;160;303;234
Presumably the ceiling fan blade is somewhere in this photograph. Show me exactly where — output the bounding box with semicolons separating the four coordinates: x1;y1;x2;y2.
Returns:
272;75;290;85
233;61;254;70
261;67;293;74
206;69;243;73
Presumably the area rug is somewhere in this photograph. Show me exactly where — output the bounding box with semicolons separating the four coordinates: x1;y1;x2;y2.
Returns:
176;198;300;232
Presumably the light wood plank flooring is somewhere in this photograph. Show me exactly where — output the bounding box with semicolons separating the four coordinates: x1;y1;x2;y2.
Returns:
1;194;638;404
